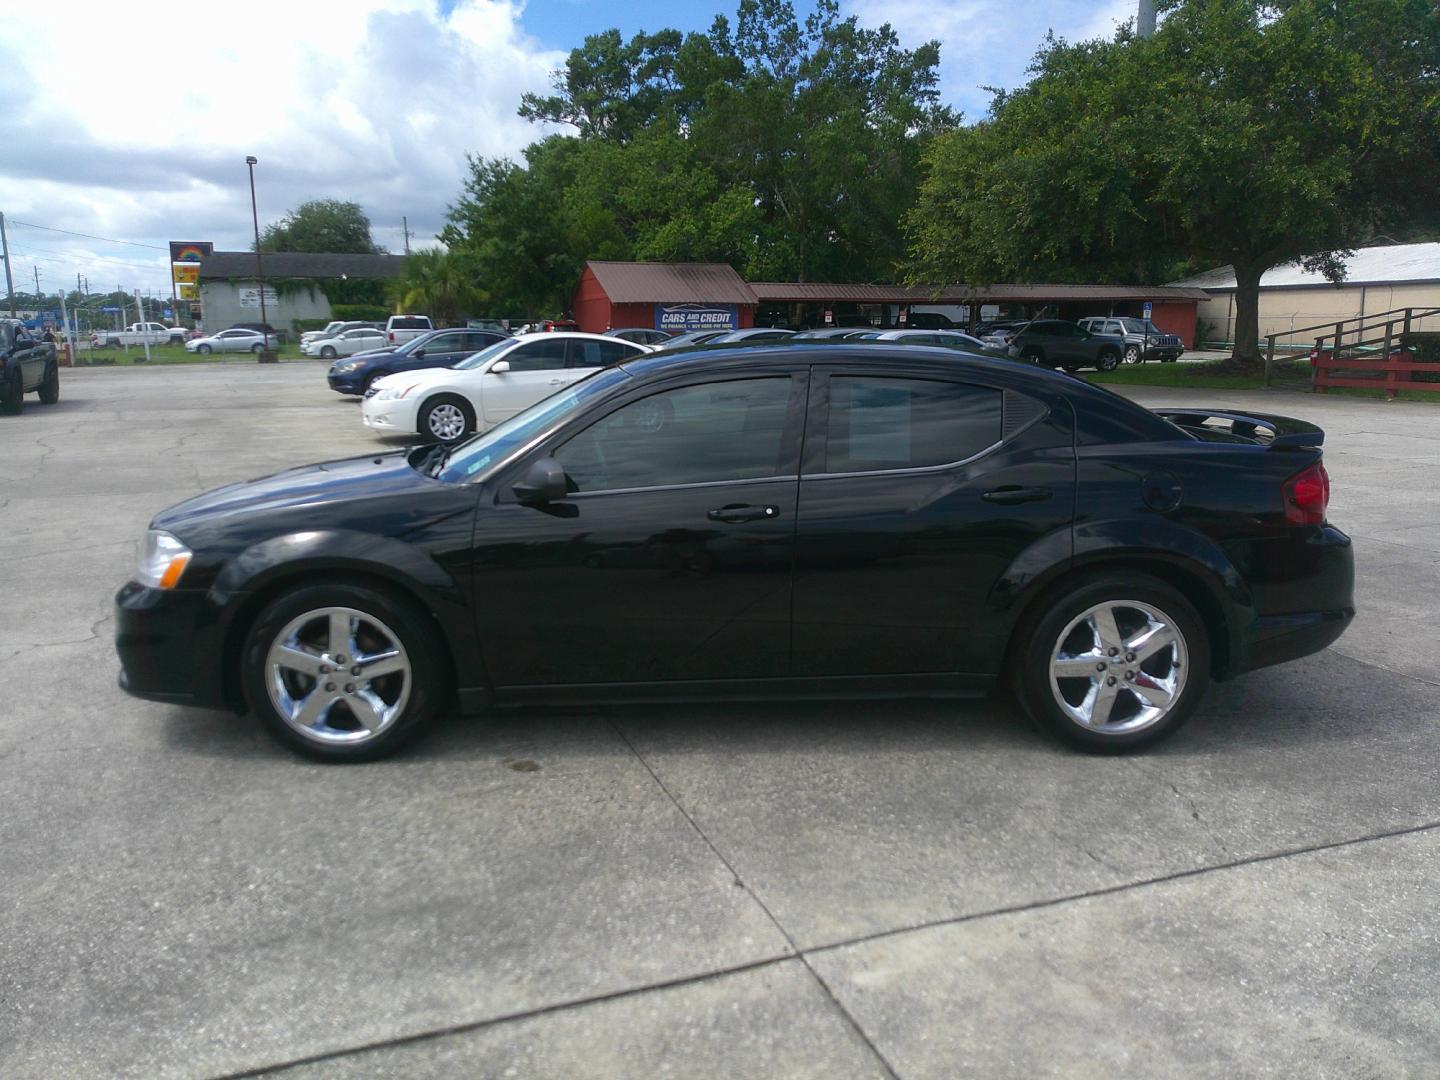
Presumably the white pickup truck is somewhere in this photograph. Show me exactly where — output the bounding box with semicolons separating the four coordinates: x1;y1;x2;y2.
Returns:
93;322;187;347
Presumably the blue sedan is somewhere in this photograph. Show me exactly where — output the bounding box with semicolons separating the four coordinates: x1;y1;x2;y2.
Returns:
326;328;509;396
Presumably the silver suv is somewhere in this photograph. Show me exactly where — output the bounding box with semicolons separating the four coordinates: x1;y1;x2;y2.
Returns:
1078;317;1184;364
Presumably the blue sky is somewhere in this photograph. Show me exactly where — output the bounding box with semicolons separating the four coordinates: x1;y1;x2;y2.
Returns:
2;0;1139;293
504;0;1139;119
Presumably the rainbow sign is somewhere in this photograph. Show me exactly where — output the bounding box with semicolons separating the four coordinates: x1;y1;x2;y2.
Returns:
169;241;213;263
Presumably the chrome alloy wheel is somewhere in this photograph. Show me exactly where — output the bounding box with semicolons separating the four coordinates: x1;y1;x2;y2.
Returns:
266;607;412;745
1048;599;1187;735
426;402;467;441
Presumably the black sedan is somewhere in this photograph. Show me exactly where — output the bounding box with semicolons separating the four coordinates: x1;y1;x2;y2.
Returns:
116;346;1354;762
326;328;509;396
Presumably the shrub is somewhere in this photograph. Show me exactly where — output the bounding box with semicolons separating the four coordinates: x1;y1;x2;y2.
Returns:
331;303;391;322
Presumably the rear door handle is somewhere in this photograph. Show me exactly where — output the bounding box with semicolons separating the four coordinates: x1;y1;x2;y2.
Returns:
707;504;780;524
982;486;1053;505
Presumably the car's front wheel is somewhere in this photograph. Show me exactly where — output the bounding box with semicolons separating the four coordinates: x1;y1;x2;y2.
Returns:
1096;350;1120;372
241;582;447;761
38;361;59;404
1011;574;1209;753
420;395;474;444
1123;344;1142;364
197;344;212;355
321;346;337;359
1020;347;1044;365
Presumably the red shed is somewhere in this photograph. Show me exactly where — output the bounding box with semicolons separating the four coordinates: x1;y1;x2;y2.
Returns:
572;261;758;335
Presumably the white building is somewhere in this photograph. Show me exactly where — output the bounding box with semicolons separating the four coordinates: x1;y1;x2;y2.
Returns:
1171;242;1440;347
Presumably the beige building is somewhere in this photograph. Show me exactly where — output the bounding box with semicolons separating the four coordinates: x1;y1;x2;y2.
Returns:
1171;242;1440;347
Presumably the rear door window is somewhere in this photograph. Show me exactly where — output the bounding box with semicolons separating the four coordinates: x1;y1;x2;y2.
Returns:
819;376;1002;474
506;338;570;372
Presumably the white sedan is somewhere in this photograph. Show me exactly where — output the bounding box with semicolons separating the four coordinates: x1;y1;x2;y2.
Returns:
362;332;649;443
185;328;279;355
303;326;389;359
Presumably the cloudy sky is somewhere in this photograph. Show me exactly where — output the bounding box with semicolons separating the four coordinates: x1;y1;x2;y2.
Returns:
0;0;1136;299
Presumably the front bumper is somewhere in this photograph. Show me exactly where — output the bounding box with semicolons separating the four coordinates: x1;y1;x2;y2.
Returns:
361;397;417;434
1145;346;1183;361
115;581;231;710
327;372;364;395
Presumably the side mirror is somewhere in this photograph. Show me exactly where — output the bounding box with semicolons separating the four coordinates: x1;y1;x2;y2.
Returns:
512;457;568;504
489;359;511;374
413;347;426;358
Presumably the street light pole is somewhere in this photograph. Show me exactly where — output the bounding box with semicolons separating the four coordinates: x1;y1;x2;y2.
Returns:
245;155;277;362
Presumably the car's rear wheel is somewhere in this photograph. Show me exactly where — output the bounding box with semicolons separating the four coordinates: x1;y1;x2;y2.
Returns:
420;395;474;444
1;366;23;415
241;583;447;762
1096;350;1120;372
321;346;337;359
197;343;212;355
251;342;264;354
1011;574;1209;753
38;361;59;404
1123;344;1143;364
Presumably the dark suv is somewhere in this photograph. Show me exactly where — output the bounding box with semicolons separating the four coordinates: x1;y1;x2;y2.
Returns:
1078;317;1184;364
1008;320;1124;372
1;320;59;413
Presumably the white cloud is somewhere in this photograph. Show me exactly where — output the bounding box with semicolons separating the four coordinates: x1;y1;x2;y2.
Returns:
0;0;564;294
842;0;1138;120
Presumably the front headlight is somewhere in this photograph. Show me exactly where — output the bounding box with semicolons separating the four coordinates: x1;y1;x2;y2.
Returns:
137;530;193;589
332;360;359;373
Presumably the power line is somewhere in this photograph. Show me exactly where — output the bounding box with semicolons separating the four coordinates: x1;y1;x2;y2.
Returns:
7;246;166;272
7;219;168;251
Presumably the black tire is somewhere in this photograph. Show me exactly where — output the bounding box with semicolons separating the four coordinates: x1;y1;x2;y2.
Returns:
197;343;212;355
362;371;387;394
320;346;337;359
1;366;23;415
1096;350;1120;372
1162;356;1178;363
1009;572;1210;753
1060;362;1082;373
38;361;59;405
419;394;475;444
251;342;264;354
1020;347;1044;365
1123;344;1143;364
240;582;448;762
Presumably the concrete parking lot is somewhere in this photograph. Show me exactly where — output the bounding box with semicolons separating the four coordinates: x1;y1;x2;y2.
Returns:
2;361;1437;1078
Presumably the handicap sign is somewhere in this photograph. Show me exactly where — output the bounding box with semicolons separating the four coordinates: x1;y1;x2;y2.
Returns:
1142;301;1153;318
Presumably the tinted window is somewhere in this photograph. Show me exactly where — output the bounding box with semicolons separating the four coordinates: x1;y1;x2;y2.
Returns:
555;377;794;493
823;377;1001;474
465;332;502;350
506;338;570;372
568;339;636;368
422;333;467;352
389;317;430;330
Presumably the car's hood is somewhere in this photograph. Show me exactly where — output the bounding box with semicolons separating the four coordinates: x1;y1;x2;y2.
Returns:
152;450;430;533
334;348;401;365
371;366;462;393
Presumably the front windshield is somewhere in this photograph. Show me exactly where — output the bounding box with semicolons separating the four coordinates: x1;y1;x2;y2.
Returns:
437;365;632;483
453;339;517;371
1121;319;1163;335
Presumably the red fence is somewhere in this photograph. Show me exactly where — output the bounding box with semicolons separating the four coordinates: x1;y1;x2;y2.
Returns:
1312;348;1438;398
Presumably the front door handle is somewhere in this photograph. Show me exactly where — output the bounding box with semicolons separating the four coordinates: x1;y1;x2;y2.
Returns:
707;504;780;524
982;486;1053;505
547;378;565;386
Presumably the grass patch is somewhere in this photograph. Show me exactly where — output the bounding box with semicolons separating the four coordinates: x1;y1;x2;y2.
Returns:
76;343;310;365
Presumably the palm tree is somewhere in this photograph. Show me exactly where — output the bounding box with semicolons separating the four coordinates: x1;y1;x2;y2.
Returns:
390;249;487;325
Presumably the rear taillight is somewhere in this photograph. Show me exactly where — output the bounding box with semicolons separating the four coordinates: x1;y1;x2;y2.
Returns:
388;332;396;342
1283;461;1329;525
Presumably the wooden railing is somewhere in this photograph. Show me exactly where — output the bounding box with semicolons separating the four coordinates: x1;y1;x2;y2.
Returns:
1264;307;1440;392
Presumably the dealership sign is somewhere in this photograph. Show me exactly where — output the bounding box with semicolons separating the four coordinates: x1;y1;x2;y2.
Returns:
656;304;737;332
238;287;279;309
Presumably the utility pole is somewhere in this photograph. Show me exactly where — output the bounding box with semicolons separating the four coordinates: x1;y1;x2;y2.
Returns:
402;216;411;255
1137;0;1156;37
0;212;15;316
245;154;277;362
33;265;42;309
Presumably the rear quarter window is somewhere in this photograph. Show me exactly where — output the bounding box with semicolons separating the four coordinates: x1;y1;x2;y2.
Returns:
389;317;431;330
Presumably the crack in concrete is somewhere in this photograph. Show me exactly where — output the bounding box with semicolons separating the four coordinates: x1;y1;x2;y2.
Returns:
0;612;115;667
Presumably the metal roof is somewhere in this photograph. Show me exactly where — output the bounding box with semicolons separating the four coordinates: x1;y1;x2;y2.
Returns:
1170;243;1440;292
586;261;757;305
199;251;408;280
748;282;1210;303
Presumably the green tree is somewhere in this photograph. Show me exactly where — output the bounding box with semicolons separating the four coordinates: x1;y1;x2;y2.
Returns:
388;249;488;325
907;0;1440;365
260;199;382;254
449;0;954;302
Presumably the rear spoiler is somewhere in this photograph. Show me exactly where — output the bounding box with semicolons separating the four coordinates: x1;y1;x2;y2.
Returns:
1152;408;1324;448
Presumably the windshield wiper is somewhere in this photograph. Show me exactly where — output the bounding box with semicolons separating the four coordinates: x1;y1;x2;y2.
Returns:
416;443;451;478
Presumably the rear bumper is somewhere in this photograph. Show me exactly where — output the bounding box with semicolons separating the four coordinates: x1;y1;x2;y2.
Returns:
1229;524;1355;676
